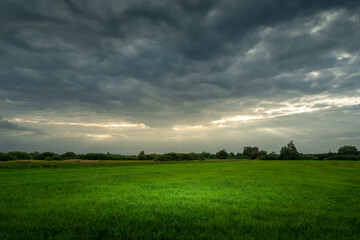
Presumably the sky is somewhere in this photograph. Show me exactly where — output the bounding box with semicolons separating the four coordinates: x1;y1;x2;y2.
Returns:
1;0;360;154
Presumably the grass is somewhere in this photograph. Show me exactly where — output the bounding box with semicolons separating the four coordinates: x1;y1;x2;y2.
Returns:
0;160;359;239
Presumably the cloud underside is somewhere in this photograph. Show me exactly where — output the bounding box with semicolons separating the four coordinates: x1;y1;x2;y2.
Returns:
0;0;359;153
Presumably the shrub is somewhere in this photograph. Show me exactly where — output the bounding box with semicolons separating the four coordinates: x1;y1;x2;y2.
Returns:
200;151;213;159
36;152;57;160
145;154;158;160
299;154;317;160
236;153;245;159
84;153;107;160
0;153;15;161
260;152;279;160
154;152;204;161
326;155;360;160
52;155;63;161
256;150;267;159
154;154;169;161
61;152;77;160
8;152;30;160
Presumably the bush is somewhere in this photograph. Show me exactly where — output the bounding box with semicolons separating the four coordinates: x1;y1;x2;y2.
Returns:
299;154;317;160
83;153;107;160
154;154;169;161
52;155;63;161
61;152;77;160
326;155;360;160
154;152;204;161
8;152;30;160
145;154;158;160
29;152;40;160
200;151;213;159
235;153;245;159
314;154;327;160
36;152;57;160
0;153;15;161
257;150;267;159
260;152;279;160
106;154;124;160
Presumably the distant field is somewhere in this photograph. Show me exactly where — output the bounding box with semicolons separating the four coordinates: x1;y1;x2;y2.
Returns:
0;160;359;239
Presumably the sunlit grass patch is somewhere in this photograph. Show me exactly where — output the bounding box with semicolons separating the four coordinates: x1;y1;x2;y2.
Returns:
0;160;359;239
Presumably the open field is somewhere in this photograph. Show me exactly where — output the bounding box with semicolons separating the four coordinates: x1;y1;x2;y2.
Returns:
1;160;359;239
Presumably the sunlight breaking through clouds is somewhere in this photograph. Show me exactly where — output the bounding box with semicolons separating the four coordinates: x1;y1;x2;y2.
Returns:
210;95;360;126
1;0;360;153
85;134;113;139
11;118;147;129
211;116;262;124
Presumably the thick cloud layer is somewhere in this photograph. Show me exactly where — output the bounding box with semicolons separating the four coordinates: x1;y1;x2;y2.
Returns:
0;0;359;153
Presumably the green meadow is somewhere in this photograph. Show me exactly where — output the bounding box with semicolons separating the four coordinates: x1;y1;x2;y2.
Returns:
0;160;359;239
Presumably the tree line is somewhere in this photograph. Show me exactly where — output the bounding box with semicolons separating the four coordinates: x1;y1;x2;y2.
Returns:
215;142;360;160
0;141;359;161
0;151;205;161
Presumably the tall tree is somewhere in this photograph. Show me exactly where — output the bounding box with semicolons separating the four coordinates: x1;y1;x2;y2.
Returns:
280;141;300;160
138;151;147;160
338;146;359;155
243;146;259;159
216;149;229;159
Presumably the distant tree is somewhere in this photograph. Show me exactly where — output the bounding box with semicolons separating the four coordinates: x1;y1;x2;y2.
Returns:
146;153;158;160
138;150;147;160
261;151;278;160
314;153;327;160
52;155;63;161
280;141;300;160
166;152;180;161
258;150;267;157
326;150;336;159
338;146;359;155
61;152;77;160
250;151;259;159
216;149;229;159
229;152;235;158
154;154;168;161
287;140;297;151
200;151;212;159
299;154;317;160
0;153;15;161
236;153;244;159
36;152;56;160
8;152;30;160
153;152;203;161
84;153;107;160
29;151;40;159
243;146;259;159
0;153;6;161
326;154;360;160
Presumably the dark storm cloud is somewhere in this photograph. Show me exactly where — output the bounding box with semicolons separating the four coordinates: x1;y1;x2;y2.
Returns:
0;0;359;130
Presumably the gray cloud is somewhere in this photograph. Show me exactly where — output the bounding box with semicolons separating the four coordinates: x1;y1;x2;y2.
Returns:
0;0;359;152
0;117;40;133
